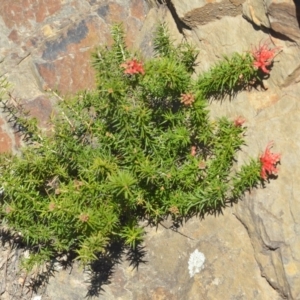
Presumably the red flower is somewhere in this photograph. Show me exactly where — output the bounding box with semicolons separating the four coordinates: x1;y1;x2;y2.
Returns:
260;142;281;180
252;41;280;74
180;93;195;106
120;59;145;75
234;116;245;127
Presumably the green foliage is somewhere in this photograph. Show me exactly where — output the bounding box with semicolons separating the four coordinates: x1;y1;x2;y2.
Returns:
0;23;263;270
141;57;190;99
0;77;10;98
110;23;129;62
153;22;198;73
197;52;259;99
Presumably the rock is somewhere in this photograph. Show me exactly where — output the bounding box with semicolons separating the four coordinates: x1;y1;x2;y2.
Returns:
23;95;54;129
171;0;245;28
183;15;267;73
242;0;270;27
0;0;149;95
133;4;183;58
0;119;14;153
0;0;149;152
243;0;300;42
207;84;300;299
268;1;300;41
151;1;300;298
0;98;23;153
176;0;300;90
44;210;281;300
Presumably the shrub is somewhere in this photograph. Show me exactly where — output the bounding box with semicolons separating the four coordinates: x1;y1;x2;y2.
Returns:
0;24;279;271
197;39;281;99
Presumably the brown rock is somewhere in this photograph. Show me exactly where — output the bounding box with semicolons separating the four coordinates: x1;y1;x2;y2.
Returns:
131;0;148;20
32;2;148;94
268;2;300;41
170;0;245;27
23;95;53;129
243;0;300;42
151;287;176;300
36;18;102;93
41;210;281;300
7;29;19;43
248;90;280;110
35;2;48;23
0;0;62;28
0;1;24;29
0;116;20;153
106;2;127;24
0;129;12;153
0;0;149;94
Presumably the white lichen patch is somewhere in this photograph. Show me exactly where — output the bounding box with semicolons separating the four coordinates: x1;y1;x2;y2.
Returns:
188;249;205;278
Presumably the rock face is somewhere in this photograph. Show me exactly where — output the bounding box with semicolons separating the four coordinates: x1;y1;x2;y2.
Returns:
208;85;300;300
0;0;148;94
0;0;300;299
0;0;148;152
47;210;280;300
158;0;300;299
171;0;245;27
243;0;300;41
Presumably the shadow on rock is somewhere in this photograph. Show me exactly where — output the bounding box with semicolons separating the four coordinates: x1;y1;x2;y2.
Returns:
84;241;147;298
0;227;148;299
126;243;147;271
0;228;57;298
294;0;300;27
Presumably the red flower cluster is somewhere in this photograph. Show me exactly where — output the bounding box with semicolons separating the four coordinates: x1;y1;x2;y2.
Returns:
180;93;195;106
252;41;280;74
260;142;281;180
120;59;145;75
234;116;245;127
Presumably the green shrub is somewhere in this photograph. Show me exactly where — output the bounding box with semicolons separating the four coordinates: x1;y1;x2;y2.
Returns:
197;52;258;99
196;39;280;99
0;24;273;271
